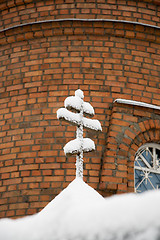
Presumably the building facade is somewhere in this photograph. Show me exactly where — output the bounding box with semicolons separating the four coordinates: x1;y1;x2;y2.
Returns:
0;0;160;218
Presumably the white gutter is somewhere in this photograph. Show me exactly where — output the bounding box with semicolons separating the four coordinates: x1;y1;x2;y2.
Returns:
114;99;160;111
0;18;160;33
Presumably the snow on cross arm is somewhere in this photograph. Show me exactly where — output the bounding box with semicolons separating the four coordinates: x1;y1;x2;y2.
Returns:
57;108;81;125
82;117;102;131
57;108;101;131
64;96;95;117
64;138;95;156
64;96;82;112
83;101;95;116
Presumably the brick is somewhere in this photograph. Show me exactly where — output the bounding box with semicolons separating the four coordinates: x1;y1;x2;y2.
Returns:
19;164;38;171
118;184;127;191
116;171;127;178
0;142;14;149
44;176;64;182
102;176;122;183
1;173;10;179
42;170;52;175
26;127;44;133
138;122;146;132
6;84;23;92
23;176;42;183
9;203;29;210
21;171;30;177
3;178;21;185
40;163;60;169
25;71;43;77
7;129;24;136
0;166;18;173
16;140;34;146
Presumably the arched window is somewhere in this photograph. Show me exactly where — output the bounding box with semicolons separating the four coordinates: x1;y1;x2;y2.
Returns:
134;143;160;193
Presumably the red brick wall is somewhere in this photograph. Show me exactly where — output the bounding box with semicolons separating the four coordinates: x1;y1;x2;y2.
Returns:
0;0;160;218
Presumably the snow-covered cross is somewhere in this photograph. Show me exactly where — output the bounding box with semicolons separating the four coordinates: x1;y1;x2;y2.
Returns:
57;89;102;179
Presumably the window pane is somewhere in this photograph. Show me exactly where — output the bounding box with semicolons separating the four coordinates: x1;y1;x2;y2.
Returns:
134;144;160;193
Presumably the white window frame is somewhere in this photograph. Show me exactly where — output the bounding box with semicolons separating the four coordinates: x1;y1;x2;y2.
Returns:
134;143;160;193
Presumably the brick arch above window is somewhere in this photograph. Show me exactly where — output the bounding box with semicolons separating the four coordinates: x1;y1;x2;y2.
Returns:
99;100;160;196
121;119;160;158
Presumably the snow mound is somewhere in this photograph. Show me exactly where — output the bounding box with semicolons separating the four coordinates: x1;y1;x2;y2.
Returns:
64;138;95;155
1;178;160;240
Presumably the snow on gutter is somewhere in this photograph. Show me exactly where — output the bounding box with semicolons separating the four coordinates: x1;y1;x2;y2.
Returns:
114;99;160;111
0;18;160;33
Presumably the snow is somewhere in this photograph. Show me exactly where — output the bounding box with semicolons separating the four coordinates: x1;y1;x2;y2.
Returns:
57;108;81;125
114;98;160;111
57;89;101;179
64;96;82;112
83;117;102;131
83;101;95;116
75;89;84;99
64;138;95;155
57;108;102;131
1;178;160;240
64;96;95;116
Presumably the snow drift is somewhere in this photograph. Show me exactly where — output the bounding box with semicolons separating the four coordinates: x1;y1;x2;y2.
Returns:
1;178;160;240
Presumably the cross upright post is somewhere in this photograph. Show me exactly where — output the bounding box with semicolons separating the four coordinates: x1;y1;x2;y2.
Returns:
75;90;84;179
57;89;102;180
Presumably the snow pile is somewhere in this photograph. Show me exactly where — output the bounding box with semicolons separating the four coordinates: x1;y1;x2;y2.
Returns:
64;138;95;155
1;178;160;240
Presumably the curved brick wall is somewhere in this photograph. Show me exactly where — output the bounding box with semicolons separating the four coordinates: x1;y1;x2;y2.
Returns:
0;0;160;218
